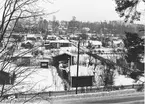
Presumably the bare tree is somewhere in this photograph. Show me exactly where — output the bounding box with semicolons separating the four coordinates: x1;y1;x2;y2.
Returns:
0;0;57;103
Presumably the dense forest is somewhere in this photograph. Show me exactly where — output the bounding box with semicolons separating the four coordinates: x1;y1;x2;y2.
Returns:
10;17;144;37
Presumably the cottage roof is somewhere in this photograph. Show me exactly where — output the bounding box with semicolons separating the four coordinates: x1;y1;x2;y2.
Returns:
53;51;75;58
48;40;71;43
90;40;102;45
113;39;123;44
13;49;33;57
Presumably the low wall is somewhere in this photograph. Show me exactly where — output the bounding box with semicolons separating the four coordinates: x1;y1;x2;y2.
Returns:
15;84;144;99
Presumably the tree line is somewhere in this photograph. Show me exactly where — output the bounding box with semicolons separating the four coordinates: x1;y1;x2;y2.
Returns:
10;17;144;37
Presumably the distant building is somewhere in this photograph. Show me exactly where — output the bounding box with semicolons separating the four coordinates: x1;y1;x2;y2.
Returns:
52;51;75;67
44;40;72;49
46;35;57;40
26;34;37;41
89;40;102;48
12;50;33;66
112;39;124;48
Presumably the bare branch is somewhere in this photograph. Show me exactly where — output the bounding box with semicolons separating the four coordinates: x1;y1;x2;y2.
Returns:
0;0;57;102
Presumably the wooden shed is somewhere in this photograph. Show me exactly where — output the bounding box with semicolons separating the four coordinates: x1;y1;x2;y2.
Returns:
52;52;75;67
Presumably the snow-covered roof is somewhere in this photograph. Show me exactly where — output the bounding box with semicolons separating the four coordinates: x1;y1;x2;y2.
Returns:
59;46;77;52
48;40;71;43
87;33;93;36
66;65;94;76
52;51;75;57
59;51;75;57
26;34;36;38
69;34;78;37
24;40;33;44
47;35;57;38
13;49;33;57
95;47;113;52
113;39;123;44
15;54;33;58
90;40;102;45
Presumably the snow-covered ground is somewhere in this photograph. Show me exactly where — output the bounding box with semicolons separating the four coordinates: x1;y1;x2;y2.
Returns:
114;72;145;86
12;67;64;93
0;64;64;94
0;61;144;95
114;75;135;86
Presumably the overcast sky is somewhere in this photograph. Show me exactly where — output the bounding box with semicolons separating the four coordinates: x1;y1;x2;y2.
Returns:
0;0;144;23
40;0;122;22
38;0;145;23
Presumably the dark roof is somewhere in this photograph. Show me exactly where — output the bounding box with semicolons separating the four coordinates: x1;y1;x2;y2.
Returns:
53;51;75;58
53;52;75;62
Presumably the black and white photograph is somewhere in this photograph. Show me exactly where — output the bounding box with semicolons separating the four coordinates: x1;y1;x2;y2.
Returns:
0;0;144;104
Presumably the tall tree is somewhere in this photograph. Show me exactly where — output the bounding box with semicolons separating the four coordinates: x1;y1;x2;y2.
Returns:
123;32;144;64
114;0;145;23
123;32;144;81
114;0;144;83
68;16;80;34
11;20;24;33
52;20;59;34
38;17;49;33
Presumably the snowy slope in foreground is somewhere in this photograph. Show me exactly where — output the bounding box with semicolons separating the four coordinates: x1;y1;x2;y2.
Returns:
114;74;144;86
3;66;64;94
114;75;135;86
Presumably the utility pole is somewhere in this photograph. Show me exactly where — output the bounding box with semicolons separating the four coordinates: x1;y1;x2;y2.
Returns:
76;39;80;94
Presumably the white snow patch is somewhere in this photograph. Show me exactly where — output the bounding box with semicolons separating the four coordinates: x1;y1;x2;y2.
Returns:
114;75;135;86
13;67;64;93
0;65;64;94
